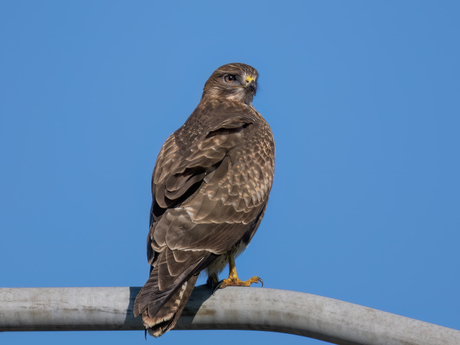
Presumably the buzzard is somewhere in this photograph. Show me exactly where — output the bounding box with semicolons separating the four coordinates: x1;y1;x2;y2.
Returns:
133;63;275;337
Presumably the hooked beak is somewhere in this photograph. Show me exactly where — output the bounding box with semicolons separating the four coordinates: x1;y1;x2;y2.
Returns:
245;75;257;94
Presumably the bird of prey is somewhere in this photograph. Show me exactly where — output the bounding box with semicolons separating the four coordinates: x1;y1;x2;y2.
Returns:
133;63;275;337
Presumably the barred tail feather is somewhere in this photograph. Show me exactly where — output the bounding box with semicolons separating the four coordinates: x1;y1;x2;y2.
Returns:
134;255;212;337
141;274;198;337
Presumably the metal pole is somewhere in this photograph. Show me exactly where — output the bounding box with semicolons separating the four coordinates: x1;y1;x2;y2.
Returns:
0;286;459;345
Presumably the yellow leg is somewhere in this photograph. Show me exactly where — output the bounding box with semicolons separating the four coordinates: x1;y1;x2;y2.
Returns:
219;254;263;289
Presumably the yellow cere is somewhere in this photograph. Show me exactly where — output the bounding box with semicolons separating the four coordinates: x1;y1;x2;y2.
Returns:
245;75;256;83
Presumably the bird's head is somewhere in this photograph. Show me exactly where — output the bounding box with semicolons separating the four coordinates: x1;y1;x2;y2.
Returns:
202;63;258;106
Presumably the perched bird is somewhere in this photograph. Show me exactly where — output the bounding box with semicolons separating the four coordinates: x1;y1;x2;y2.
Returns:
133;63;275;337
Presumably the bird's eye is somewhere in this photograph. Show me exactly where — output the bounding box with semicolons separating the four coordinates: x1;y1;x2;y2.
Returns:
224;74;236;83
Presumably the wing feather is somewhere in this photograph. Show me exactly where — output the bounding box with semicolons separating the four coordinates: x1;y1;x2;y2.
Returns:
135;99;275;337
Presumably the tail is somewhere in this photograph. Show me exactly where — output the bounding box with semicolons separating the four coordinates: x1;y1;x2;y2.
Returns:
134;250;215;337
135;272;199;337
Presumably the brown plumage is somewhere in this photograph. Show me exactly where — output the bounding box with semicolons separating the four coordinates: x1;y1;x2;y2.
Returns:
133;63;275;337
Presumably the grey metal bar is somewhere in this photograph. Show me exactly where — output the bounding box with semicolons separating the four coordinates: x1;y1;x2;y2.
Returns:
0;286;459;345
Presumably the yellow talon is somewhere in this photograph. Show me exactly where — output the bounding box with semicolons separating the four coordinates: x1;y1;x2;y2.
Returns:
218;255;263;289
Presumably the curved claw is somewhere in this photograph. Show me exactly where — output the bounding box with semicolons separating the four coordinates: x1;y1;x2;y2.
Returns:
257;277;264;287
213;280;224;293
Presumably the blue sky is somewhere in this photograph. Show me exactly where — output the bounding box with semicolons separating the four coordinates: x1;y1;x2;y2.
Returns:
1;1;459;344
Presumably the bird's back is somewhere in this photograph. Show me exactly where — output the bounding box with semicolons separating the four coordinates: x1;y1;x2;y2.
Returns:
134;63;275;338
